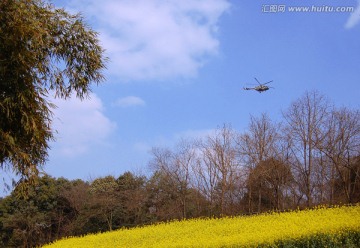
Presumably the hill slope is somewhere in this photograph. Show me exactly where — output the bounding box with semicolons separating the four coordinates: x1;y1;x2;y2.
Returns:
43;205;360;248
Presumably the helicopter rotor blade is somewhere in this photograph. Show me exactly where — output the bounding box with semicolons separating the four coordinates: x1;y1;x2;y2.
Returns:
254;78;261;85
263;80;273;85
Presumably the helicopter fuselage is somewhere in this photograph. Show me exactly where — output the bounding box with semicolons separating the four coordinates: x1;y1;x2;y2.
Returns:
255;85;269;92
243;78;273;93
243;85;269;92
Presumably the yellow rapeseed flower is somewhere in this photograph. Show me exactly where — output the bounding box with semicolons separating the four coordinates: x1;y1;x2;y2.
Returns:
42;204;360;248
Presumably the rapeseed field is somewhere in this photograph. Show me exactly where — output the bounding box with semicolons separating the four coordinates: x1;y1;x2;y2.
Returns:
43;205;360;247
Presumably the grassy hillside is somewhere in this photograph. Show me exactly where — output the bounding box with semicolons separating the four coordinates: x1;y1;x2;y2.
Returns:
43;205;360;248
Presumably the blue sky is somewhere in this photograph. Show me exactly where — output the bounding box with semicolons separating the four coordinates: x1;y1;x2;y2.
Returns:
42;0;360;181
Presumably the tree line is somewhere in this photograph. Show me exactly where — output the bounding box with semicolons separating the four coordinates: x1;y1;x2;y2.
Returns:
0;91;359;247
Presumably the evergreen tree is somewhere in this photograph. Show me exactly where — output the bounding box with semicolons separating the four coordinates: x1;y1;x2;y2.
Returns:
0;0;106;187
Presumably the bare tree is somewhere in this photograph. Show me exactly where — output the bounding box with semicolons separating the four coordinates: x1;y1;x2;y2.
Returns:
311;151;332;204
198;124;240;216
282;91;331;207
149;139;197;219
320;107;360;203
237;113;280;213
249;158;293;211
192;141;219;216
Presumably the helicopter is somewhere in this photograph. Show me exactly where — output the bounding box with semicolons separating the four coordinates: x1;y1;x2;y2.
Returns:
243;78;273;93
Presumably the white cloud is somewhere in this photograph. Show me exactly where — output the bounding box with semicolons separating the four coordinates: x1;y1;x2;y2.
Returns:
66;0;230;81
345;0;360;29
50;93;116;157
114;96;146;107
